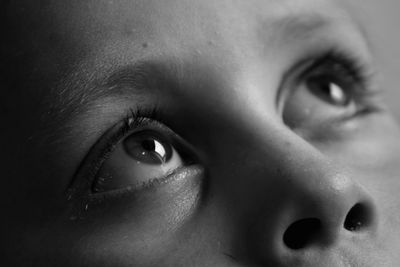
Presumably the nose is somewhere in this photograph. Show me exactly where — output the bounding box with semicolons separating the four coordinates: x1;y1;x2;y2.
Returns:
239;135;377;265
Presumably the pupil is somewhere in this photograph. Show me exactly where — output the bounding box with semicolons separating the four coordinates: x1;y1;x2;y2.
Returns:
308;77;349;106
123;132;172;164
141;139;155;151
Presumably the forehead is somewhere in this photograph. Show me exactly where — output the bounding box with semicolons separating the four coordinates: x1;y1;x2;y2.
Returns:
7;0;360;65
6;0;365;97
3;0;368;134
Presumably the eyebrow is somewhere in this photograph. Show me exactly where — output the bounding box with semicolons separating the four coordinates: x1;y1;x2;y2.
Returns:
107;62;156;88
275;13;333;42
96;61;175;99
262;12;344;48
56;60;178;115
40;60;175;147
265;10;368;47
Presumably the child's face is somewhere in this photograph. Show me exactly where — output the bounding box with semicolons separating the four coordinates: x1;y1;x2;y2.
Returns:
3;0;400;266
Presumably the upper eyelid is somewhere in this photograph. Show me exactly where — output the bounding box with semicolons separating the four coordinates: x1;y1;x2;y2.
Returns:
305;51;374;83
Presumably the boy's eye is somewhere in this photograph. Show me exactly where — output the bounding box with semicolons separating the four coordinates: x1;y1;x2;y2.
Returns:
124;131;173;164
281;55;371;129
92;129;185;193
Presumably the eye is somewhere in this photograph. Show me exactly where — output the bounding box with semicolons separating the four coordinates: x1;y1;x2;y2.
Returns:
281;53;373;129
124;131;173;164
92;128;186;193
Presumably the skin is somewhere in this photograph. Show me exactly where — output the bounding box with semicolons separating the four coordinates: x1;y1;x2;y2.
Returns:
2;0;400;266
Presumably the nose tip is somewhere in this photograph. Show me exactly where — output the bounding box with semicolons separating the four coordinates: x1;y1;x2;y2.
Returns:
250;157;378;265
278;169;377;250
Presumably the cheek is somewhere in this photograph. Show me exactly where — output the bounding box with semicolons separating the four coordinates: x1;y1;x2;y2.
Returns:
64;172;202;265
367;163;400;261
312;112;400;168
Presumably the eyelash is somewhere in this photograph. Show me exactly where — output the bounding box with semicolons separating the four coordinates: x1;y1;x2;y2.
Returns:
121;107;162;136
305;48;378;97
311;49;370;82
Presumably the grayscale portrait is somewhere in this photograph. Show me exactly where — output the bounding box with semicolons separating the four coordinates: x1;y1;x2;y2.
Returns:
2;0;400;266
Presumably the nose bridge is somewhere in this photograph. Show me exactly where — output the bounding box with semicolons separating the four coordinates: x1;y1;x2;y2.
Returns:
235;130;377;264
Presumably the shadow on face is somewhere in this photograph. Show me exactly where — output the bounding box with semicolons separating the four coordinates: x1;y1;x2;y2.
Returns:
2;0;400;266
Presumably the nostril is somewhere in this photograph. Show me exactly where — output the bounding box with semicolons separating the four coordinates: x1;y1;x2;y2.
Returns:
283;218;322;250
344;203;372;232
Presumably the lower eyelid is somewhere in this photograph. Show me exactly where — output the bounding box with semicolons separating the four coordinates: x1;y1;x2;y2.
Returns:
87;164;204;205
92;142;184;193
